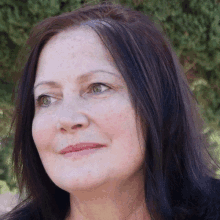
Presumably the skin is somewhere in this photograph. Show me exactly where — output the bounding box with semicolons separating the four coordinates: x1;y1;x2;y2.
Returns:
32;26;150;220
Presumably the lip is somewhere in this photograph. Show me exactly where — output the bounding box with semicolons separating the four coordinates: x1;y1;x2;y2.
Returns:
59;143;106;154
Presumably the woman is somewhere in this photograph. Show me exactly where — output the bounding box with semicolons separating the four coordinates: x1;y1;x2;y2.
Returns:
1;1;220;220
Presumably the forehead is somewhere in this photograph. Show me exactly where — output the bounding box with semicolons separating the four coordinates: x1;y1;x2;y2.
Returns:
35;26;117;78
34;26;124;89
40;26;114;63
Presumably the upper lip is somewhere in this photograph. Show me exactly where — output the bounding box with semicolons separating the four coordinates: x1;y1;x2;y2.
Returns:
59;142;105;154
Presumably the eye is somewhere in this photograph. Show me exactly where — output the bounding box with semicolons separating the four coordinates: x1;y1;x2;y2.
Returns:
36;95;57;107
88;83;111;94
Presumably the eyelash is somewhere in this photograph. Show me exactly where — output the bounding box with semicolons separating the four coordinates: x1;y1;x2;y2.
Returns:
35;83;111;108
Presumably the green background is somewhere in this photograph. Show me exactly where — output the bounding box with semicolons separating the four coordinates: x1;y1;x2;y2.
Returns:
0;0;220;194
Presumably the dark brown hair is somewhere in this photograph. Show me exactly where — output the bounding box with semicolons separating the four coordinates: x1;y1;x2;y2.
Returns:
2;1;220;220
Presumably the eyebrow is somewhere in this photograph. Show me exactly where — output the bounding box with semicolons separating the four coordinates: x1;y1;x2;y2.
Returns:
33;70;120;93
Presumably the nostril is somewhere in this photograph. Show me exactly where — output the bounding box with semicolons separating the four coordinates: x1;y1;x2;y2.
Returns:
71;124;82;129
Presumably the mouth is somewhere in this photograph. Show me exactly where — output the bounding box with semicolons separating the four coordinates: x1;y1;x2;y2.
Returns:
59;143;106;154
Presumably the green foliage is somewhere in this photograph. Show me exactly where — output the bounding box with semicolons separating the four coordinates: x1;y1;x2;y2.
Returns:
0;180;10;194
0;0;220;192
139;0;220;130
0;81;14;138
0;136;17;191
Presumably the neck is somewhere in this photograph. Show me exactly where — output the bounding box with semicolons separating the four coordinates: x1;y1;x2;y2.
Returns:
66;169;151;220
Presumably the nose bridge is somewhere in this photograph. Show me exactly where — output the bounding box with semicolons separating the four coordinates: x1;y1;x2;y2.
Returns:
56;93;89;130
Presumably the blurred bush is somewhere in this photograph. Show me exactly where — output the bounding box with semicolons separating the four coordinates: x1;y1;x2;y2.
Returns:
0;0;220;192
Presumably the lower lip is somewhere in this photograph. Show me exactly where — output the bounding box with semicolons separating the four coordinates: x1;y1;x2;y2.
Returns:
62;146;105;159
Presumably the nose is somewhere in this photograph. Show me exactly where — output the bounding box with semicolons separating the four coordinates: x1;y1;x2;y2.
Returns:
56;98;90;133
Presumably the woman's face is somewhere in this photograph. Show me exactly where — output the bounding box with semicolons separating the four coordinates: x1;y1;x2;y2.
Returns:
32;27;146;193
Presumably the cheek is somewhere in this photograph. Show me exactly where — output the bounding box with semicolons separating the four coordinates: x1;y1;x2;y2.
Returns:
32;114;54;150
102;96;145;150
98;98;137;138
100;100;145;176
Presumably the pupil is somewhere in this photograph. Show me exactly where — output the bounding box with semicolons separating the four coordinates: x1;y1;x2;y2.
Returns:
94;86;101;93
43;97;50;105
